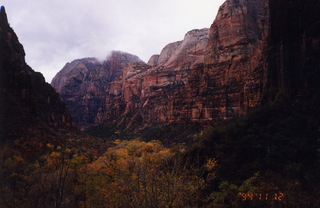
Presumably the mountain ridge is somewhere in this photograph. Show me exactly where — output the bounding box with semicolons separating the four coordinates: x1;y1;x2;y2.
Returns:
0;6;74;142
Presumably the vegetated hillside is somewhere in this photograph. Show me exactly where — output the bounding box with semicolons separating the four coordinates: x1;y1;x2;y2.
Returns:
188;99;320;207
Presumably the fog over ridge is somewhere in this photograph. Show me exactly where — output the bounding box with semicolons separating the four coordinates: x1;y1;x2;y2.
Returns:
2;0;225;82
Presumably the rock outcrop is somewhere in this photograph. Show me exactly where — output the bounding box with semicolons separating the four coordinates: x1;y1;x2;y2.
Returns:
51;51;144;130
0;6;74;141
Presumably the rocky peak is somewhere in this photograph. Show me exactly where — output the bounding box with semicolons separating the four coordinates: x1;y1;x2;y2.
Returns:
147;54;160;66
165;28;209;69
52;58;100;93
51;51;145;130
148;28;209;69
0;6;8;23
155;41;182;66
52;51;143;94
53;27;210;130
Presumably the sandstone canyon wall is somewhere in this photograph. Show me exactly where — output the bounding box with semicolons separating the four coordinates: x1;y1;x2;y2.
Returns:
0;6;74;141
52;0;270;130
202;0;269;120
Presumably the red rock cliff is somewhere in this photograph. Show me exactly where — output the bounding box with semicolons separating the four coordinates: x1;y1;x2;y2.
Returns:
202;0;269;120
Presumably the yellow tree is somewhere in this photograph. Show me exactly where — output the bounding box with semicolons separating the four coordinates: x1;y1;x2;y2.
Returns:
79;139;206;208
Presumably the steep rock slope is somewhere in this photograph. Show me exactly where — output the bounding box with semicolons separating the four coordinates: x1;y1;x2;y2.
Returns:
51;51;144;129
0;6;74;141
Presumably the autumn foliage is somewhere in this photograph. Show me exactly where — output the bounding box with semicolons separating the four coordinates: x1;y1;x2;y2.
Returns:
0;139;209;208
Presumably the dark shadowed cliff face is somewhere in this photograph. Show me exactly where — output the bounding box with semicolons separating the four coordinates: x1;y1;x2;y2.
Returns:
0;6;74;141
51;51;144;130
266;0;320;101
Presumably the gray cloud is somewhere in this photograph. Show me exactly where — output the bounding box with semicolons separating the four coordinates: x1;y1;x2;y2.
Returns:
2;0;225;82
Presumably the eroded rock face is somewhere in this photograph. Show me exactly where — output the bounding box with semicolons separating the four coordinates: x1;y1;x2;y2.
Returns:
147;55;159;67
51;51;144;129
0;6;74;140
202;0;269;120
151;28;209;69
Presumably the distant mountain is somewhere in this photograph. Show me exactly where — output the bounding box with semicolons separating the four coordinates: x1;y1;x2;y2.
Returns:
0;6;74;142
51;51;144;130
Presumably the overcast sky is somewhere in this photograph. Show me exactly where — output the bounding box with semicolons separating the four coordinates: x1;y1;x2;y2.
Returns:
2;0;225;83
